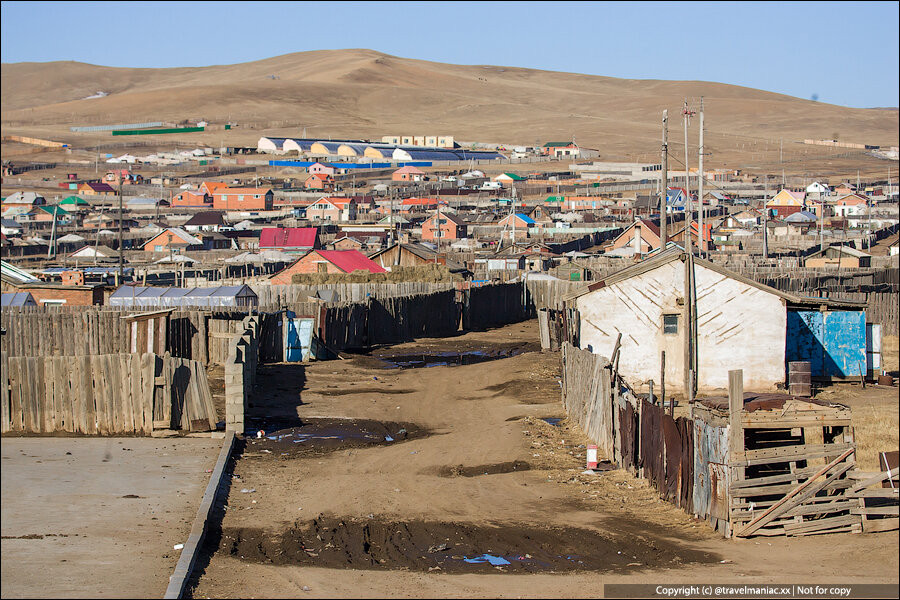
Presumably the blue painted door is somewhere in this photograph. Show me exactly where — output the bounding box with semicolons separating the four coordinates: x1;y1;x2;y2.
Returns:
823;311;866;377
786;310;824;375
284;314;315;362
786;309;867;377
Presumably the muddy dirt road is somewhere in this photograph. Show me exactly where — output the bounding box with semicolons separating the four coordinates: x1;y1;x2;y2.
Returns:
189;320;898;599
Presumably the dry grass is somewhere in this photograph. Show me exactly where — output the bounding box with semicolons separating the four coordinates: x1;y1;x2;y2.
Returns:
852;402;899;472
882;334;899;375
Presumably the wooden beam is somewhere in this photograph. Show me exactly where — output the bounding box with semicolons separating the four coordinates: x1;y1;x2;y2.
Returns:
862;517;898;533
731;442;854;466
850;467;899;493
736;448;854;537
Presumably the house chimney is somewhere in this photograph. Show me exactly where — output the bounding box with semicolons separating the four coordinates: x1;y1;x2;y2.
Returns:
633;222;642;254
62;270;84;286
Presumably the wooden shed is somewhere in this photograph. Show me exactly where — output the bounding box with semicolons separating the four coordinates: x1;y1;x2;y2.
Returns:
691;378;896;538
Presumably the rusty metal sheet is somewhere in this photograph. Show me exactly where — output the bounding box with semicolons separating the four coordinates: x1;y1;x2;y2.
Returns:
693;420;728;519
677;416;694;513
640;400;665;493
663;414;682;503
619;402;639;472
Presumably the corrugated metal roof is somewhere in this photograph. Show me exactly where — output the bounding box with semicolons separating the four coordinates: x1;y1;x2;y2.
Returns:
315;250;386;274
1;292;37;307
260;227;318;249
108;284;258;307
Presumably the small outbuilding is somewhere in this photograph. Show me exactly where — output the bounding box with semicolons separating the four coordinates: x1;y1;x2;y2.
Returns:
563;247;870;394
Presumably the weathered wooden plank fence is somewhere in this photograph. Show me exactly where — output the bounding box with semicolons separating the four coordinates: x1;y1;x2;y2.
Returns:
1;352;214;435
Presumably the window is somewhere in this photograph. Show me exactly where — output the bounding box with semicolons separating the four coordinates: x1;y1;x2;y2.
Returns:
238;195;244;202
663;314;679;335
317;262;327;274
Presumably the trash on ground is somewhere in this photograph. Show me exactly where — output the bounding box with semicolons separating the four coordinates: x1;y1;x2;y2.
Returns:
463;553;511;566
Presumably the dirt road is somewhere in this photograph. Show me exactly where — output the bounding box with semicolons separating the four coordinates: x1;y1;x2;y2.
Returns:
189;320;898;599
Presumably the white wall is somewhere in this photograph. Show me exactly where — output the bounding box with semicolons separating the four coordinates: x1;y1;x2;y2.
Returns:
576;261;786;393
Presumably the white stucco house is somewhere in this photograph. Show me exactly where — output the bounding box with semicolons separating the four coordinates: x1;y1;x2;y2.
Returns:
563;247;866;394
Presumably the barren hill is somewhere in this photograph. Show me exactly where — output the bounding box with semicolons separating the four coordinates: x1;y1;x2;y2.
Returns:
2;49;897;168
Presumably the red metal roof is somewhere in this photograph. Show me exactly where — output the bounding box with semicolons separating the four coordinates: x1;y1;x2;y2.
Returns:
260;227;318;249
315;250;386;273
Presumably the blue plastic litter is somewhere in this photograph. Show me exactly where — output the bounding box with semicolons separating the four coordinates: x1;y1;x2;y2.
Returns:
463;554;511;566
384;435;394;442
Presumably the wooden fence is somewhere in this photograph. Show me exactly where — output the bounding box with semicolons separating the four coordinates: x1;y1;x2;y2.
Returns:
558;345;897;537
561;343;614;460
1;351;215;435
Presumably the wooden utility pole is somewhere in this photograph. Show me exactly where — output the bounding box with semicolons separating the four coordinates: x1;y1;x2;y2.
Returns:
118;179;124;282
763;176;769;258
697;97;705;257
683;99;695;254
47;205;58;260
661;110;669;246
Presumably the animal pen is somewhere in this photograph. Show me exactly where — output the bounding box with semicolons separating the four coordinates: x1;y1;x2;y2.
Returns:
561;342;898;538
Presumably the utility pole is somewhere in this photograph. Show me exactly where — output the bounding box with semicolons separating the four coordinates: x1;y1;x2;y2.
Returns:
660;110;669;247
47;205;58;260
697;97;705;257
683;99;696;253
118;179;124;282
763;176;769;258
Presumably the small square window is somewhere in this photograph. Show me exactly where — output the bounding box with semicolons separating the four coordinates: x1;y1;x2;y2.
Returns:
663;314;679;334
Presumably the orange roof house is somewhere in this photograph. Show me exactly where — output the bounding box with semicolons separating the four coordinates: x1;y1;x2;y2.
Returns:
199;181;229;196
211;188;273;211
172;190;212;207
305;173;335;191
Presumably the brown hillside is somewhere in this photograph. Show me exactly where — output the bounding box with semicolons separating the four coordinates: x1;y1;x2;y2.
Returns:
2;49;897;171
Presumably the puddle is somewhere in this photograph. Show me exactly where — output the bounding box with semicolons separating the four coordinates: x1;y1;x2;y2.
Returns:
436;461;531;477
377;348;525;369
244;418;427;458
221;516;717;573
541;417;563;427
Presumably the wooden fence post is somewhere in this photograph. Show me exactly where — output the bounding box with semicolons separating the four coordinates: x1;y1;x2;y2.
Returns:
727;369;745;537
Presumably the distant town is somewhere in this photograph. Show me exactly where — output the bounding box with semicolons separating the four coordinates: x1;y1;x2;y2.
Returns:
2;118;898;598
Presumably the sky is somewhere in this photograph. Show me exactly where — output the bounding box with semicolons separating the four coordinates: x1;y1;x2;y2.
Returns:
1;1;898;109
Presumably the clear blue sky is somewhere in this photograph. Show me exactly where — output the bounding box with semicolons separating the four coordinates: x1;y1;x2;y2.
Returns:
2;1;898;109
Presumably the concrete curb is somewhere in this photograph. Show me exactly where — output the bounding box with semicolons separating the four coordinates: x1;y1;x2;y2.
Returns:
163;430;236;599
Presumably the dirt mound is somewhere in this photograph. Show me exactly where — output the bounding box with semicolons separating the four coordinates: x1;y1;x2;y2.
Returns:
220;515;717;573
